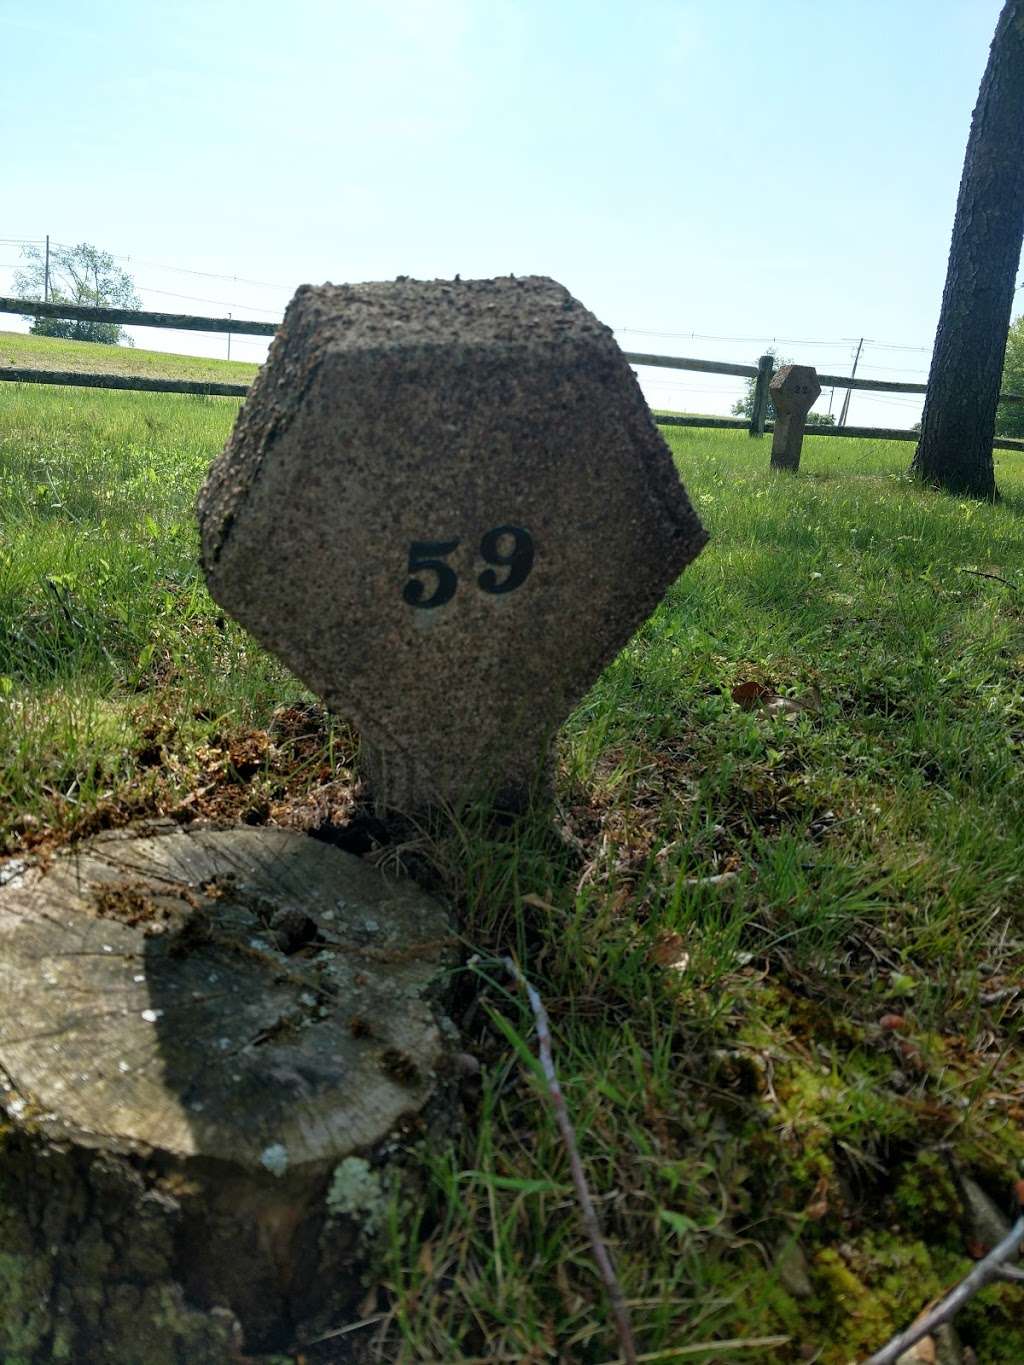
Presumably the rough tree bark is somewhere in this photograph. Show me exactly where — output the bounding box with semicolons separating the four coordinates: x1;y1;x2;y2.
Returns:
910;0;1024;498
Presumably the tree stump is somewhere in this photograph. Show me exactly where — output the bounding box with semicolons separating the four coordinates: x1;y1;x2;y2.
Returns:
0;822;458;1363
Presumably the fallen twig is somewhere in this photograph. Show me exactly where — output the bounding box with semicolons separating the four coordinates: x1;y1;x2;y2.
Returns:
863;1212;1024;1365
305;1311;387;1344
979;984;1022;1006
957;567;1019;590
680;870;738;889
505;956;639;1365
597;1335;791;1363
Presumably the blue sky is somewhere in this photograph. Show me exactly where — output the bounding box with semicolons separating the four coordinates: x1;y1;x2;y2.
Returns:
0;0;1016;427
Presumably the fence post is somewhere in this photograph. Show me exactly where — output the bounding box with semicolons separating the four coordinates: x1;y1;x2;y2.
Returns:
749;352;774;437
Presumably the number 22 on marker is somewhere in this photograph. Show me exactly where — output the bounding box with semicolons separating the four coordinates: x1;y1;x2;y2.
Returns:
402;526;534;609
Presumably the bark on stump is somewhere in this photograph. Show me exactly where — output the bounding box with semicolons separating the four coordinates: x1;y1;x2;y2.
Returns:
0;822;458;1363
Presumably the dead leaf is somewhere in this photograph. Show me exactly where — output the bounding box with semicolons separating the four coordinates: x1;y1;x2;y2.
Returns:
959;1174;1011;1253
764;696;804;720
801;684;823;713
649;930;690;974
358;1284;379;1318
897;1039;925;1072
732;680;821;718
732;680;774;709
520;892;560;915
804;1174;830;1221
896;1334;937;1364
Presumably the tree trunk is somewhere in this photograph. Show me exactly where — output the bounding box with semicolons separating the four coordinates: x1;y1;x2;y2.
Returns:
0;823;458;1363
911;0;1024;498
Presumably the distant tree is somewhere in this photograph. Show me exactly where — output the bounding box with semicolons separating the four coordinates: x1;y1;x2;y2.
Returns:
731;348;836;425
996;313;1024;439
910;0;1024;497
14;242;141;345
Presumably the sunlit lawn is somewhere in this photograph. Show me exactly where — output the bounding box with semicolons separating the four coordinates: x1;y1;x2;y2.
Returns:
2;336;1024;1362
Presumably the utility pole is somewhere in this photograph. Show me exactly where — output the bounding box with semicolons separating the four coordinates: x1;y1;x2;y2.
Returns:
838;337;864;428
43;234;50;302
227;313;232;361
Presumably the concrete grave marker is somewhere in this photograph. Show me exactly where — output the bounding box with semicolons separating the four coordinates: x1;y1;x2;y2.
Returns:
198;276;707;810
769;364;822;472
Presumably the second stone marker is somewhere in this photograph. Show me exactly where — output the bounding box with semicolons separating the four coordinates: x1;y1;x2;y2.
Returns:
198;275;707;810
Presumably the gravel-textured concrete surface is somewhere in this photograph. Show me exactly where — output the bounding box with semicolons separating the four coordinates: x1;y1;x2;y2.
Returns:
199;275;707;809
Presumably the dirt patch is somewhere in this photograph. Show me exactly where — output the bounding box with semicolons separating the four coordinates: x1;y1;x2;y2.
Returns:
0;703;366;874
93;879;192;934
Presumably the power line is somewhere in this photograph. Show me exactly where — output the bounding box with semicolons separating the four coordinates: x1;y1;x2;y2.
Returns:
44;239;294;292
34;241;287;313
115;255;293;292
843;337;931;353
212;334;270;347
616;326;936;355
2;236;944;354
1;263;283;319
131;283;282;315
869;394;925;409
856;361;930;376
645;372;745;385
645;383;746;395
616;326;855;348
617;326;939;354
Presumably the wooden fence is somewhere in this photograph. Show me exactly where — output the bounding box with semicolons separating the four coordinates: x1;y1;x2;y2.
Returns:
2;296;1023;451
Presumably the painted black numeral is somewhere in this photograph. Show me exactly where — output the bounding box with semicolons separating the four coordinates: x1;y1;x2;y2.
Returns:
402;540;460;609
477;525;534;595
402;527;534;607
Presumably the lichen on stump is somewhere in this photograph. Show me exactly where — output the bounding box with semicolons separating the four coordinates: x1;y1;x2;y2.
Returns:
0;822;458;1362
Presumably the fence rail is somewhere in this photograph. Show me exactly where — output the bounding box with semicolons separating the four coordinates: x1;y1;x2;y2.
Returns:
621;346;970;397
655;412;1024;452
0;366;250;397
622;351;760;379
2;297;1023;449
5;362;1021;452
0;296;278;337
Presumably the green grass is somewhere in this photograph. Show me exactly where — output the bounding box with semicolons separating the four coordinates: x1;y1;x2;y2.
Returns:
2;332;1024;1363
0;327;260;383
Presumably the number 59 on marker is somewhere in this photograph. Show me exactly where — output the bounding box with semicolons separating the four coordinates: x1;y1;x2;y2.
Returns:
402;526;534;610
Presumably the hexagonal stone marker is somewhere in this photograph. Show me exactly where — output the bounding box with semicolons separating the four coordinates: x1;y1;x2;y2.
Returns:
769;364;822;472
198;276;707;810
